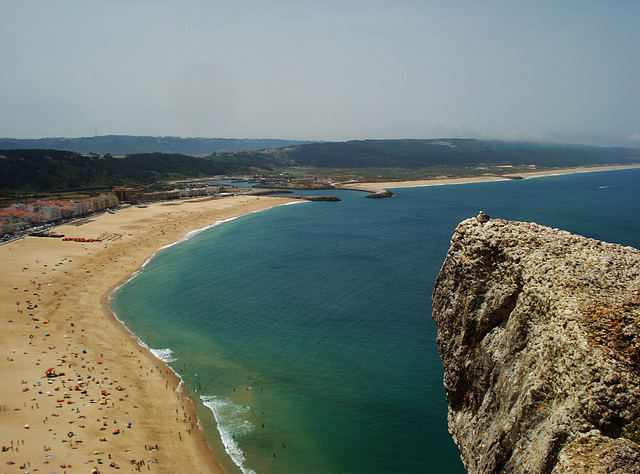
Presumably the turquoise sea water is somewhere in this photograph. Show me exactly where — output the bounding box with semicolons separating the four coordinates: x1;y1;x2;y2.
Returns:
111;168;640;473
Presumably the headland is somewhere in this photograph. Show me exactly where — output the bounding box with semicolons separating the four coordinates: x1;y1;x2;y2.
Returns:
433;216;640;472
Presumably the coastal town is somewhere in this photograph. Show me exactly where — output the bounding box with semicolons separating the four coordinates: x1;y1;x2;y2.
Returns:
0;194;119;237
0;182;228;239
0;173;354;241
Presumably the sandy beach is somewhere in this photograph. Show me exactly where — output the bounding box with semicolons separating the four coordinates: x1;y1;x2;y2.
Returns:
346;163;640;190
0;195;297;473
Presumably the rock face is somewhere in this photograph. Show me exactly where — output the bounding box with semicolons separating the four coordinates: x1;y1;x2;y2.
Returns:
432;218;640;473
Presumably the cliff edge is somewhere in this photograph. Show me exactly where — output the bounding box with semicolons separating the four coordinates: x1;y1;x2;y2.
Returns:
432;217;640;473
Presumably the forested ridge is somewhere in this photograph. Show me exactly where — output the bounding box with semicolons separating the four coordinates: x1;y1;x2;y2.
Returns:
0;149;250;194
0;136;313;156
231;139;640;168
2;138;639;196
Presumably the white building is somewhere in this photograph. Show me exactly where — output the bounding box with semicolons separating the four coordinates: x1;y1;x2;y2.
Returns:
40;205;62;222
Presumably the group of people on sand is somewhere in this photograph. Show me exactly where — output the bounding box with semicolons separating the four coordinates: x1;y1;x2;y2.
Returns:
131;457;154;471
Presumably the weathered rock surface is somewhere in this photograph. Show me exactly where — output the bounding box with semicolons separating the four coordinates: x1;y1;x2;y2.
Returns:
432;218;640;473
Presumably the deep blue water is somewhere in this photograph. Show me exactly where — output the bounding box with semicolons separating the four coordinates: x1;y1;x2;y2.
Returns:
111;168;640;473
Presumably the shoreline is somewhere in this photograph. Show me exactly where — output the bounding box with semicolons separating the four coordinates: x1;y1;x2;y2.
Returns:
0;195;298;473
347;163;640;190
99;265;220;473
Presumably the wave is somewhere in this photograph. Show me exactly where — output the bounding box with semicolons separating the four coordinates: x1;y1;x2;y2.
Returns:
201;395;257;474
149;347;177;363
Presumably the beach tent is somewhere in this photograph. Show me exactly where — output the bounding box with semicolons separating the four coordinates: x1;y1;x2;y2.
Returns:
45;367;64;377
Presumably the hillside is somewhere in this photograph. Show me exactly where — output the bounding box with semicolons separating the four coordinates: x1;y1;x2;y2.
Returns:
212;139;640;169
0;149;250;195
0;136;313;156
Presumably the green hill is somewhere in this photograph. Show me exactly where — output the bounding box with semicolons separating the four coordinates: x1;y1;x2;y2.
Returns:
0;136;313;156
240;139;640;169
0;149;250;195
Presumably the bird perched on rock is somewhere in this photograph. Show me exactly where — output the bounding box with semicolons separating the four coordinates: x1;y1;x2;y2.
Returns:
476;211;490;222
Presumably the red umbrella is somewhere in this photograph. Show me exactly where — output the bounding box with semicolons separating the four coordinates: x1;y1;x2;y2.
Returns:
46;367;56;373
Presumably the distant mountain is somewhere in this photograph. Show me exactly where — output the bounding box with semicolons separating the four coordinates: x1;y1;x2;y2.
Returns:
274;139;640;168
0;136;314;155
205;138;640;169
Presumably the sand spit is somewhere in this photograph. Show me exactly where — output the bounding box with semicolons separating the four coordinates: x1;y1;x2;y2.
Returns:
347;164;640;190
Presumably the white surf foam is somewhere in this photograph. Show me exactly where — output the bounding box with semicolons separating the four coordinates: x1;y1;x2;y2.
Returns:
201;395;256;474
149;347;177;363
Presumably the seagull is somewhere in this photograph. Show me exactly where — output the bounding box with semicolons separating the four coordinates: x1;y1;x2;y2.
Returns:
476;211;490;222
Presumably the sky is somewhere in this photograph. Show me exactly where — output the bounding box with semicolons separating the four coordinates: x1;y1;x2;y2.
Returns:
2;1;640;147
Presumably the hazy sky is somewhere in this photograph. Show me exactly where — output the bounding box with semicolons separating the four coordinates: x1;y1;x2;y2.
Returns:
2;1;639;146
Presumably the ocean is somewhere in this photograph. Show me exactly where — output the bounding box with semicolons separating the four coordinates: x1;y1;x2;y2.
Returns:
111;168;640;473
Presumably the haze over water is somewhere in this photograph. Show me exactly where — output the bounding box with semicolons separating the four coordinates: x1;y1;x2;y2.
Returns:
112;168;640;473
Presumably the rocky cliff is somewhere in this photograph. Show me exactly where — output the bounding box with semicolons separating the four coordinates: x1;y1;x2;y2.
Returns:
432;217;640;473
